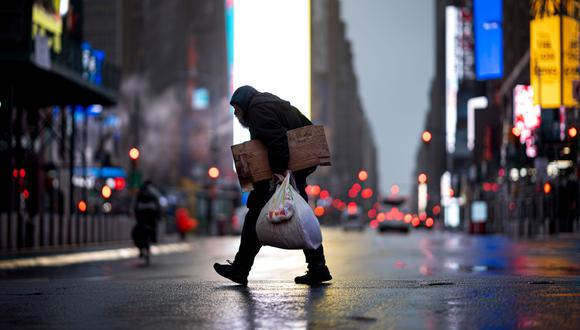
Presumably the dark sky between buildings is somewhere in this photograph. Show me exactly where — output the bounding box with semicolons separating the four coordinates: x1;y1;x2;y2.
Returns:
340;0;435;195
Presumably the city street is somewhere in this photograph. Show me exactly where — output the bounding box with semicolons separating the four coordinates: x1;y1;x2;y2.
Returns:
1;228;579;329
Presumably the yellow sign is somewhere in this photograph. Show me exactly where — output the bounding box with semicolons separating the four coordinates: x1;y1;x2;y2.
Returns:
530;16;561;108
32;3;63;53
530;0;580;109
563;16;579;107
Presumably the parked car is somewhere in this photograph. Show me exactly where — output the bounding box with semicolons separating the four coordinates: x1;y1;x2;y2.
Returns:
377;220;409;234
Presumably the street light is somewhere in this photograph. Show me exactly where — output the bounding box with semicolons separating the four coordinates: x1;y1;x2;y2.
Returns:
358;170;368;182
208;166;220;179
421;130;432;143
129;147;140;160
101;185;112;199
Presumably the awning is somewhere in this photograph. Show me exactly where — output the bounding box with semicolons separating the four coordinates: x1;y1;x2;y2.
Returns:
0;55;119;107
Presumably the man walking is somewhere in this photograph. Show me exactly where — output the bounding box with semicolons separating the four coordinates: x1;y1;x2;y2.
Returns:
214;85;332;285
133;180;162;264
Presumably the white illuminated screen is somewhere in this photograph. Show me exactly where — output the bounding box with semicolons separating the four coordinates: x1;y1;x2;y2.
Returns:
232;0;311;145
445;6;458;154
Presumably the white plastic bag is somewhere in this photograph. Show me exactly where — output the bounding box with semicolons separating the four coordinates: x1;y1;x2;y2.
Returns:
266;173;295;223
256;173;323;250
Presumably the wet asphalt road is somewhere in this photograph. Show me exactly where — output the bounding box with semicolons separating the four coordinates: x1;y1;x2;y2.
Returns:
1;228;579;329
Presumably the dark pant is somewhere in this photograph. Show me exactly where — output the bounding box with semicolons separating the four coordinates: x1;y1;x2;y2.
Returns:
233;176;327;275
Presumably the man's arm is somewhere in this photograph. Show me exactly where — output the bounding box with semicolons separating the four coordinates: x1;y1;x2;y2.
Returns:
249;107;289;174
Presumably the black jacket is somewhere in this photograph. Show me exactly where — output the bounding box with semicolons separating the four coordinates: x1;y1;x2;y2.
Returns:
246;92;312;174
236;91;313;209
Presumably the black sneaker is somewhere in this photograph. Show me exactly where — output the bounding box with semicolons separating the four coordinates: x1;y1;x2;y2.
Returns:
213;260;248;286
294;266;332;284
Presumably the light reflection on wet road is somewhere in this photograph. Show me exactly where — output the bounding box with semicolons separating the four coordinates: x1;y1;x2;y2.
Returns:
1;228;579;329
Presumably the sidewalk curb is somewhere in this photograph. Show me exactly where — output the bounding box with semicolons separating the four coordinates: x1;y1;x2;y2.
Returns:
0;241;192;270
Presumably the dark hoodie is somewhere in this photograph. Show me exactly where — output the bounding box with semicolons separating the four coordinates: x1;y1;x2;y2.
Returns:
230;86;312;175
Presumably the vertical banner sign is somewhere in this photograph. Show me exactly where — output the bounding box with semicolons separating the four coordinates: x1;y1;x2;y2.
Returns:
530;0;580;108
563;15;579;107
473;0;504;80
446;6;459;154
531;16;562;108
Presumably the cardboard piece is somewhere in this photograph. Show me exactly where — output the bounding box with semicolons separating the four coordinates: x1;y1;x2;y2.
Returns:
231;125;331;191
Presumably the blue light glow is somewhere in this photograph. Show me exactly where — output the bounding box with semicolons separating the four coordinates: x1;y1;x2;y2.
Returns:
474;0;503;80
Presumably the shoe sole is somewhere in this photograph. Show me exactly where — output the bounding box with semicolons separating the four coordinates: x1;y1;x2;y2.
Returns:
294;275;332;285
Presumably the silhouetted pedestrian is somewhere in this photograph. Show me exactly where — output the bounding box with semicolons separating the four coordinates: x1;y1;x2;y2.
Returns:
132;180;162;264
214;86;332;285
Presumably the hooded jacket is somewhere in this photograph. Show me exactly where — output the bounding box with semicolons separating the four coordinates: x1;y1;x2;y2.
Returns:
231;86;313;174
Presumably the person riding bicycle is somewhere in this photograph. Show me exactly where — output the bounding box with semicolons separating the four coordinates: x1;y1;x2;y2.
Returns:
132;180;162;264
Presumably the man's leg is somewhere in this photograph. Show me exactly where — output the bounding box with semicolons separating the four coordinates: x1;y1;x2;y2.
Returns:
214;206;262;285
294;175;332;284
232;206;262;274
295;245;332;284
303;244;326;268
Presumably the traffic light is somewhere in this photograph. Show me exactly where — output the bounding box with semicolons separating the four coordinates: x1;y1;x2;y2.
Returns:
129;147;140;171
418;173;427;184
208;166;220;179
568;127;577;138
421;130;432;143
543;182;552;195
129;147;140;160
101;185;112;199
78;200;87;212
358;170;368;181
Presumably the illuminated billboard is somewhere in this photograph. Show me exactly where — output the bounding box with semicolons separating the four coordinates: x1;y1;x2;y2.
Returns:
473;0;503;80
562;16;579;107
530;16;561;108
530;2;580;108
513;85;540;158
230;0;311;145
446;6;459;154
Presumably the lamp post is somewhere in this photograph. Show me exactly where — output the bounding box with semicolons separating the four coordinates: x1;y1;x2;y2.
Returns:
207;166;219;235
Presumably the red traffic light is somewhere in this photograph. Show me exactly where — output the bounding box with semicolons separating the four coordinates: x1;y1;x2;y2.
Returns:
543;182;552;195
421;130;432;143
418;173;427;184
129;147;140;160
78;200;87;212
568;127;577;138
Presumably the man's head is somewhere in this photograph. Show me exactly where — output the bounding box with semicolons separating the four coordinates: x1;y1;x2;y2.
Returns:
233;104;249;128
230;85;258;128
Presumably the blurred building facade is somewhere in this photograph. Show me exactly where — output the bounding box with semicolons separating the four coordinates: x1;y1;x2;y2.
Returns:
311;0;379;223
86;0;236;235
0;0;121;250
0;0;380;250
415;0;580;237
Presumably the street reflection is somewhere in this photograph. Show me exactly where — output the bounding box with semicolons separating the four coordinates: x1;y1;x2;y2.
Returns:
414;232;580;278
215;283;330;329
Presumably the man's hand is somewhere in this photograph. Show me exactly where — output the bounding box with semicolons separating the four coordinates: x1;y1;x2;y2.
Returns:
272;170;289;184
269;170;289;192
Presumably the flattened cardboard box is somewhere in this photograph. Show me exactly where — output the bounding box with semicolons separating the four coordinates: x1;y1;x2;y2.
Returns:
231;125;331;191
